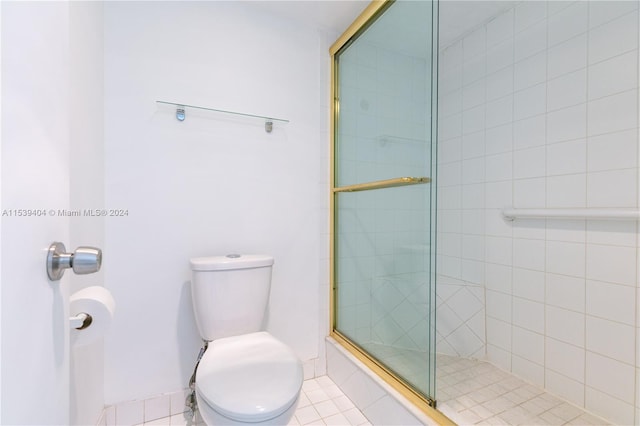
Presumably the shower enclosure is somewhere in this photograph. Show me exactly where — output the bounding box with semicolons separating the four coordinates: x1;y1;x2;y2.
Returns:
333;0;640;424
330;0;439;413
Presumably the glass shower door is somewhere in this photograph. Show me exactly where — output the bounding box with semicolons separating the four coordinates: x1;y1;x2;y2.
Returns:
331;0;438;406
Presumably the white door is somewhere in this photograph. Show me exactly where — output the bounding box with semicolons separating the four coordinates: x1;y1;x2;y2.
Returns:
2;2;72;423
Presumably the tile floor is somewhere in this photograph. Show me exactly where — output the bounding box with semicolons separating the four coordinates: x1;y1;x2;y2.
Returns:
139;376;371;426
437;355;609;425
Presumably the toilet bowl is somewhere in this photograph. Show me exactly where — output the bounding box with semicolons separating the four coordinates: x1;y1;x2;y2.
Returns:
195;332;303;425
189;254;303;425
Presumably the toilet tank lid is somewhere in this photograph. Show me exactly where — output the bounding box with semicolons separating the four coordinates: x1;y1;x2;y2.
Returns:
190;254;274;271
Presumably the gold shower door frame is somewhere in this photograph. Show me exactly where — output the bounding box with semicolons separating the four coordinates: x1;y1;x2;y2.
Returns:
329;1;450;423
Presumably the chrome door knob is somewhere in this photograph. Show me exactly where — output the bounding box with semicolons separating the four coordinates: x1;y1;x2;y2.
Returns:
72;247;102;275
47;242;102;281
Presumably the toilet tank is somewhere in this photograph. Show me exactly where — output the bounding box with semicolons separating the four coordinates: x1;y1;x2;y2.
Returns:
190;254;274;341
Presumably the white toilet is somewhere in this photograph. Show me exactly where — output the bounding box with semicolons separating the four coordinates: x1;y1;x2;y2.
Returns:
190;254;303;425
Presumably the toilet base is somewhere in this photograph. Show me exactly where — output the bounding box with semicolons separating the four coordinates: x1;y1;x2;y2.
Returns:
196;391;299;425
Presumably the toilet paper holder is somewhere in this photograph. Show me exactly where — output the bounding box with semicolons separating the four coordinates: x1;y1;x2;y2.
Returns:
69;313;93;330
47;242;102;281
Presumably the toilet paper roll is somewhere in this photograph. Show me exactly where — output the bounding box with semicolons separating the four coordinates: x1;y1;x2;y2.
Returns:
70;286;115;346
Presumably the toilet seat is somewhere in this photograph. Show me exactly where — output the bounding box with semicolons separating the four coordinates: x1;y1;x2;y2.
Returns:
196;332;303;423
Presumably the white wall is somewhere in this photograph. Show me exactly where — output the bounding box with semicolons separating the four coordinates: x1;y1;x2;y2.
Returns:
1;2;72;423
437;1;640;424
103;1;329;404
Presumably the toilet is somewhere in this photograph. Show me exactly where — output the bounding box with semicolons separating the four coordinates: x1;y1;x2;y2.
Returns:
190;254;303;425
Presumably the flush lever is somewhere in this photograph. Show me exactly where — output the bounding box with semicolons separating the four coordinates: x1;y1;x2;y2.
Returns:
46;242;102;281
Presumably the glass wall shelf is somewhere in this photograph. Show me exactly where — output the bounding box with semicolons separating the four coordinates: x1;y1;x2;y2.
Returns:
156;100;289;133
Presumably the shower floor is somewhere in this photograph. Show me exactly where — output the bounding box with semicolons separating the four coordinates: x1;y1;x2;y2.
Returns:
358;343;608;425
437;354;608;425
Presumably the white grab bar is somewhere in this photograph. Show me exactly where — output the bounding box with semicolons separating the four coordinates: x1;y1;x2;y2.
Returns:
502;208;640;221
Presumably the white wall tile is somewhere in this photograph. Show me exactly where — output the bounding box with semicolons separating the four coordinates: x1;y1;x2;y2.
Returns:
514;146;545;179
589;50;638;101
463;56;487;86
586;244;636;286
586;387;635;426
548;1;573;17
440;66;463;95
514;51;546;91
439;89;462;118
485;153;512;182
547;34;588;79
486;96;513;128
486;38;514;75
486;290;512;323
546;219;586;243
547;69;587;112
485;263;512;294
115;400;144;426
485;123;512;155
514;83;546;121
546;139;586;176
441;40;463;71
463;105;485;135
515;1;546;33
485;236;512;266
513;268;544;303
512;356;544;388
462;235;484;261
586;280;635;326
461;130;485;160
463;209;485;235
515;20;547;62
462;79;485;110
546;273;585;313
144;395;170;422
485;181;512;208
513;177;545;208
439;113;462;141
487;9;514;48
487;344;512;371
513;297;544;333
462;157;485;184
513;238;545;271
439;161;462;187
513;115;545;150
485;208;512;237
512;326;544;366
586;351;635;403
545;369;585;407
546;241;585;277
486;66;514;102
587;316;635;366
546;174;586;208
512;218;545;240
486;317;511;350
546;337;585;382
462;184;484;209
586;220;637;247
587;89;638;137
589;1;639;29
546;305;584;347
587;129;637;172
464;27;486;62
439;137;462;164
586;169;637;208
548;1;588;47
547;103;587;143
588;11;638;65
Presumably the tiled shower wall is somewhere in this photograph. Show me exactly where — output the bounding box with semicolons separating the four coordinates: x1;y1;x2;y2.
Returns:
437;1;640;424
336;38;432;350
